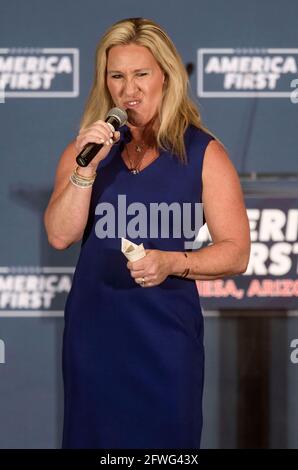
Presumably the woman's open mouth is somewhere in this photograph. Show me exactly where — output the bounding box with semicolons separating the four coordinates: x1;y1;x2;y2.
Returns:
124;100;142;109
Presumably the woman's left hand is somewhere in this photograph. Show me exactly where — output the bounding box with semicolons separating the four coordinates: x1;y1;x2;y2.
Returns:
126;249;172;287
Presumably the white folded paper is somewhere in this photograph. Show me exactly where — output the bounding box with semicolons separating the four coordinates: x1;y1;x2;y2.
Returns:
121;237;146;262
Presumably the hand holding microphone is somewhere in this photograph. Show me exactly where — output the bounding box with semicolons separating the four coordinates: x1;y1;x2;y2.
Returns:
75;107;127;169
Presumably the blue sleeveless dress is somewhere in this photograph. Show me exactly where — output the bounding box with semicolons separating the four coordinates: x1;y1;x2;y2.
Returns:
62;124;214;449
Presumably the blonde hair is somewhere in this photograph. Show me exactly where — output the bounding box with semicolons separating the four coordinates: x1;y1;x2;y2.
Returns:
80;17;213;163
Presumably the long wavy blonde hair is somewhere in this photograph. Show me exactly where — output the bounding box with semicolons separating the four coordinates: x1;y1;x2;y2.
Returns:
80;17;213;163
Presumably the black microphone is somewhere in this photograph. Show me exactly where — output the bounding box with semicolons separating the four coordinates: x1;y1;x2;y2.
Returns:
76;107;128;167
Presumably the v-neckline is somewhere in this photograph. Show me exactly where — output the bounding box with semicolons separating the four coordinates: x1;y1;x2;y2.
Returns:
119;149;164;175
117;124;165;175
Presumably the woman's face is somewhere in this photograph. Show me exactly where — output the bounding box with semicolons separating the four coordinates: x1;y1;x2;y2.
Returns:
106;43;165;127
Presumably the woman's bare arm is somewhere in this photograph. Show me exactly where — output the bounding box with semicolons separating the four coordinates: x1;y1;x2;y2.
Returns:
44;141;96;250
169;140;251;280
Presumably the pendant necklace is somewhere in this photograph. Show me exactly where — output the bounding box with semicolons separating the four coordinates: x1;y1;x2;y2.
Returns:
125;142;150;175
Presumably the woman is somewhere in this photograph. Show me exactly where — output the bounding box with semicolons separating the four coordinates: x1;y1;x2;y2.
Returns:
44;17;250;449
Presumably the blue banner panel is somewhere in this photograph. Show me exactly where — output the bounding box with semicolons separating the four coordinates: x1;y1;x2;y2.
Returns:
198;198;298;309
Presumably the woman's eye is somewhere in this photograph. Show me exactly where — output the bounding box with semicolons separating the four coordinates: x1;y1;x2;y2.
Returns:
111;75;122;79
137;73;147;77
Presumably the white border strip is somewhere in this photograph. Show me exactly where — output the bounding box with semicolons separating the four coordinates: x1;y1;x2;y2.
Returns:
0;266;75;273
0;311;64;317
199;92;293;98
203;310;298;317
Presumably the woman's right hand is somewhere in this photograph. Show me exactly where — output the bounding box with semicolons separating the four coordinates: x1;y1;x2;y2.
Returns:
75;120;121;170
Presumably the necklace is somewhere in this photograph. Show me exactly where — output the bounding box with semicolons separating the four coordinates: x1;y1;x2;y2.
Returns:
125;145;147;174
135;143;143;153
125;144;160;175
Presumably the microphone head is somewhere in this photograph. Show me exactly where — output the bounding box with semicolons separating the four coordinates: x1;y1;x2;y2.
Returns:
106;107;128;127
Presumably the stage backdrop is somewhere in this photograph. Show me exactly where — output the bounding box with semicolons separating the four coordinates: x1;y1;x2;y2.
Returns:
0;0;297;449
